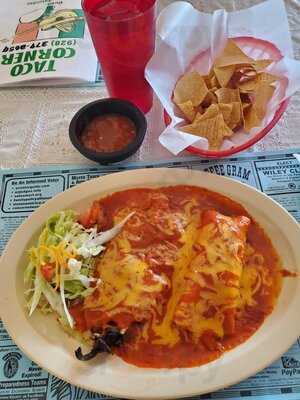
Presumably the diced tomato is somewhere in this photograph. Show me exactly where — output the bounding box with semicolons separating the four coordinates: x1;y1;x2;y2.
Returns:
203;305;217;318
78;208;92;228
201;330;219;351
223;308;236;336
201;210;217;226
201;272;214;287
78;202;108;230
40;263;55;282
89;201;102;225
92;201;108;230
235;215;251;233
217;271;238;286
280;269;298;277
143;270;159;286
180;282;201;303
69;304;87;332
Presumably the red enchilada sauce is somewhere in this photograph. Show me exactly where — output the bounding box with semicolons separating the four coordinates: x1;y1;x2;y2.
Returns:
71;186;286;368
81;114;136;153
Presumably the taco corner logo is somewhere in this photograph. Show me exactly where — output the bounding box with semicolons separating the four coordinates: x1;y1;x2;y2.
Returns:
0;5;86;78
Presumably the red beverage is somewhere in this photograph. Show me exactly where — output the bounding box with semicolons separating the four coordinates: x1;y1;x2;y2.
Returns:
82;0;156;113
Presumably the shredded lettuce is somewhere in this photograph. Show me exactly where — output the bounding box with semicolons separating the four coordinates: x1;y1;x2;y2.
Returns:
47;210;76;239
24;261;35;284
60;271;74;328
29;268;43;316
41;280;65;318
24;209;134;329
38;210;76;248
64;259;99;288
64;281;96;300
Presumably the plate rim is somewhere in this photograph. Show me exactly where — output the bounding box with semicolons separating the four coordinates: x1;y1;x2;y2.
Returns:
0;168;300;400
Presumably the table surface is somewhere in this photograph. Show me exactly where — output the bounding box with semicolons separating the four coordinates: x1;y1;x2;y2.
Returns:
1;0;300;170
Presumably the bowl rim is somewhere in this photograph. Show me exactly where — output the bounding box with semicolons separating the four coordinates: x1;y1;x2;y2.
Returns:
187;98;289;158
69;98;147;163
163;36;289;158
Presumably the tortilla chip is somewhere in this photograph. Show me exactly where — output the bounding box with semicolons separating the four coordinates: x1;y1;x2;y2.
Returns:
194;104;219;123
215;87;241;103
243;84;275;131
242;102;252;111
253;83;276;120
214;39;254;68
239;68;257;81
218;103;233;125
240;92;251;104
194;103;233;128
181;113;233;150
228;101;242;130
172;40;277;147
210;74;220;88
229;65;256;87
239;65;256;74
214;65;236;87
243;105;261;132
202;90;218;107
239;72;277;93
196;105;204;114
203;76;211;89
174;71;209;106
253;59;273;71
258;72;277;84
177;100;196;122
238;79;257;93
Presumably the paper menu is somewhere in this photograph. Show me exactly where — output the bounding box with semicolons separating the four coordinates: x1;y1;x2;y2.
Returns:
0;0;99;87
146;0;300;155
0;149;300;399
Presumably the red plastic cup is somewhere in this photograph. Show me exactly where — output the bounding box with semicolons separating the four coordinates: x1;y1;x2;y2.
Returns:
82;0;156;114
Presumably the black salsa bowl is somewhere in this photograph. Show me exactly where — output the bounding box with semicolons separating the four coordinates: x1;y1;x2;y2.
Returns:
69;98;147;164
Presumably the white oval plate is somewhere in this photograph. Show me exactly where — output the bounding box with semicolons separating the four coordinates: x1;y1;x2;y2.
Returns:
0;168;300;400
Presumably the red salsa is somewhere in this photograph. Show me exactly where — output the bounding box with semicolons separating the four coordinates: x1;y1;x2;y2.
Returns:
71;186;285;369
81;114;136;153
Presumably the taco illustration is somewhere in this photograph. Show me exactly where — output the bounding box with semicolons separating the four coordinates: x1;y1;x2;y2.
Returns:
13;5;54;43
40;10;84;33
13;6;85;44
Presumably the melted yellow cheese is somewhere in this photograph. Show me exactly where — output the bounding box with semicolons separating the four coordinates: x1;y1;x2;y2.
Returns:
174;215;248;341
238;246;274;309
175;298;225;338
85;235;168;314
37;242;75;289
82;203;269;347
152;214;200;346
197;223;243;277
239;266;261;307
192;315;224;338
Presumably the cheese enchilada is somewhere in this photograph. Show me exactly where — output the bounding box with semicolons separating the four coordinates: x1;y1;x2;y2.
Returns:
25;186;285;368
